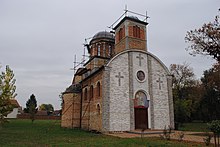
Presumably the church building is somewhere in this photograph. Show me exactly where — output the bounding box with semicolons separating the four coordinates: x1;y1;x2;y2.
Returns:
61;14;174;132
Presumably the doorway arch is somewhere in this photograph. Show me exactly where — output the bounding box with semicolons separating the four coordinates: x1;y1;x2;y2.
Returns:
134;90;149;129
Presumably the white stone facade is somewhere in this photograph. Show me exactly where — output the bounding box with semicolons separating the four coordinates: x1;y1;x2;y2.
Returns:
102;49;174;131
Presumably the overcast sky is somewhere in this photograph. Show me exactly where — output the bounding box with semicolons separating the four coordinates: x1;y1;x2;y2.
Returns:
0;0;219;110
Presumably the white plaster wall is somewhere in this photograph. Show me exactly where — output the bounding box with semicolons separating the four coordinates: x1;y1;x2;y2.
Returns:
132;52;151;128
6;108;18;118
132;52;149;91
151;58;170;129
108;53;130;131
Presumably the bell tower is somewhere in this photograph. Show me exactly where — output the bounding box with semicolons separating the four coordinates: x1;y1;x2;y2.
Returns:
113;16;148;55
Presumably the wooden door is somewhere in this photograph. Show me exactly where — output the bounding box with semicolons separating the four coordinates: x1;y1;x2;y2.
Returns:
135;108;148;129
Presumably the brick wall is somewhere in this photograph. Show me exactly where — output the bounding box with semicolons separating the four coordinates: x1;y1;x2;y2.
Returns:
81;70;103;131
17;113;61;120
61;93;81;128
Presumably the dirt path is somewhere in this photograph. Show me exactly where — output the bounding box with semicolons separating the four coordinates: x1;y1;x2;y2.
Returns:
105;130;215;145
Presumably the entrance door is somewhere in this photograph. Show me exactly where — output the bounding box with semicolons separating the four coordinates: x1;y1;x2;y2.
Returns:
135;108;148;129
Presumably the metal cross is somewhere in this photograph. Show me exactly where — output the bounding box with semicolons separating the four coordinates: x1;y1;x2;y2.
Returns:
156;77;163;90
115;72;124;86
136;53;144;66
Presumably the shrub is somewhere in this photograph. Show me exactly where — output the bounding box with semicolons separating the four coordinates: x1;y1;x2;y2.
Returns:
160;125;172;140
207;120;220;146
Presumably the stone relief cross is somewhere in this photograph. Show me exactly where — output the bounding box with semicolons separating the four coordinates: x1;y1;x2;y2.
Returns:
136;53;144;66
115;72;124;86
156;77;163;90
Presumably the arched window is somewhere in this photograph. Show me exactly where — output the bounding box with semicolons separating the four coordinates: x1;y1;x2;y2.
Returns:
90;85;93;100
133;25;140;38
134;91;149;108
97;44;101;56
103;43;106;57
108;45;112;57
97;82;101;97
84;88;87;101
97;104;101;115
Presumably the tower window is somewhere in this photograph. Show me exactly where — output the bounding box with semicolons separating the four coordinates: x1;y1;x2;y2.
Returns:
119;28;123;41
90;85;93;100
97;104;101;115
133;26;140;38
98;45;101;56
103;43;106;57
84;88;87;101
97;82;101;97
108;45;112;57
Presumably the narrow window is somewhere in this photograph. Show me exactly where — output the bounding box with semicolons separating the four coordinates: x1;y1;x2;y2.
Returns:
98;45;101;56
97;104;101;115
103;43;106;57
137;26;140;38
133;25;140;38
90;85;93;100
108;45;111;57
84;88;87;100
97;82;101;97
119;28;123;41
133;26;137;37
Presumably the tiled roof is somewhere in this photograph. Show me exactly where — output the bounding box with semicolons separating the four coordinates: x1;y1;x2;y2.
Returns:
10;99;20;108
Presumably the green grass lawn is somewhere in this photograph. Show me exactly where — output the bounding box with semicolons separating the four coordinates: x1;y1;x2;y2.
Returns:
0;119;207;147
178;122;209;132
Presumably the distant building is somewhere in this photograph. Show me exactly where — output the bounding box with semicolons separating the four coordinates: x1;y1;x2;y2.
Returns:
6;99;21;118
61;14;174;132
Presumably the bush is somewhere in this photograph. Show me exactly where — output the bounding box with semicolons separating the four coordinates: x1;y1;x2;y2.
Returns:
160;125;172;140
207;120;220;146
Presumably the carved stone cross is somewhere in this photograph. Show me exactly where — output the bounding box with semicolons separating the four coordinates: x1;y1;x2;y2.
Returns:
156;77;163;90
136;53;144;66
115;72;124;86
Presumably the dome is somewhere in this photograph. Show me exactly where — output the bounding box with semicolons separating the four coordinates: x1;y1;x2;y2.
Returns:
91;31;114;41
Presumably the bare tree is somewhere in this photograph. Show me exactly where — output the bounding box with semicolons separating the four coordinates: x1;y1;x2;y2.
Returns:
185;12;220;61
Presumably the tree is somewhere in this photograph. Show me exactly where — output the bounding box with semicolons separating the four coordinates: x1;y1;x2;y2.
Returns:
207;120;220;146
170;63;195;99
39;104;54;115
25;94;38;123
185;12;220;61
200;62;220;121
170;63;197;124
0;65;17;125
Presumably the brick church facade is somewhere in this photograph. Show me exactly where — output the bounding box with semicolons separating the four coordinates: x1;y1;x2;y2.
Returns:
61;15;174;132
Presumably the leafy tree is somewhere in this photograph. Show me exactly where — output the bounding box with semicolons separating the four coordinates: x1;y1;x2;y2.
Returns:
170;63;197;124
0;65;17;125
174;99;192;124
207;120;220;146
39;104;54;115
185;12;220;61
25;94;38;123
200;62;220;121
170;63;196;100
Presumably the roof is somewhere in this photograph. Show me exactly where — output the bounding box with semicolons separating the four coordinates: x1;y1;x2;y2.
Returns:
90;31;114;42
75;68;89;76
63;84;82;94
113;16;148;30
10;99;20;108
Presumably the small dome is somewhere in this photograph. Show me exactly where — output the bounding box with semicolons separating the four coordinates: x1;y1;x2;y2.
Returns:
92;31;114;41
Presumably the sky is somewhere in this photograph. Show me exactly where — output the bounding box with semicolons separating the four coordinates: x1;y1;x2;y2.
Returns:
0;0;219;110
